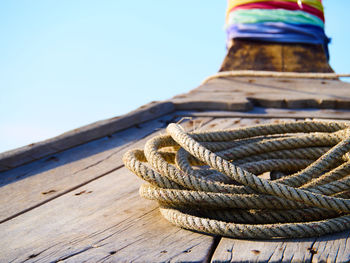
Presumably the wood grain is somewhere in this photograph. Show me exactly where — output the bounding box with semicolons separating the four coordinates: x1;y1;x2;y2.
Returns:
173;92;252;111
0;167;216;263
0;115;213;223
211;237;316;263
175;108;350;120
310;231;350;263
0;114;175;222
211;230;350;263
194;78;350;110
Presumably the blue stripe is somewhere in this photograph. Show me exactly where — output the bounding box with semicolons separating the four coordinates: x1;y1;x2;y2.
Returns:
226;22;330;59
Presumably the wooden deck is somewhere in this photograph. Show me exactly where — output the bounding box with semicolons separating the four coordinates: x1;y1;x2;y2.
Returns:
1;77;350;262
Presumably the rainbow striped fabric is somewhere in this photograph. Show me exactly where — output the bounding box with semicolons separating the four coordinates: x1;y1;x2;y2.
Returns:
225;0;329;59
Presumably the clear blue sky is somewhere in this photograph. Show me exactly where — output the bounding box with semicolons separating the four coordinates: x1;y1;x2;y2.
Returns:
0;0;349;153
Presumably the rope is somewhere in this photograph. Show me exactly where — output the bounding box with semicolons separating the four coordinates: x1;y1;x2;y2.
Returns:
201;70;350;85
123;120;350;239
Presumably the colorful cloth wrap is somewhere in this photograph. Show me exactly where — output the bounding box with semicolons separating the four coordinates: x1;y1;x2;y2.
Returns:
225;0;330;59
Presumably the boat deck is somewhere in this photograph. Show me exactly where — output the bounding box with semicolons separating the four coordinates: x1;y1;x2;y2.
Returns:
1;77;350;262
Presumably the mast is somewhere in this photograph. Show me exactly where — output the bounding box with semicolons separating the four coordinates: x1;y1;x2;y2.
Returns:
221;0;333;73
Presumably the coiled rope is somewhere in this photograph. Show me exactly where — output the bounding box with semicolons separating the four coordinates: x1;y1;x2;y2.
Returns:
123;120;350;239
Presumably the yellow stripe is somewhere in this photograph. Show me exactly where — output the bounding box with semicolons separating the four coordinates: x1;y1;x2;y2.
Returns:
226;0;324;16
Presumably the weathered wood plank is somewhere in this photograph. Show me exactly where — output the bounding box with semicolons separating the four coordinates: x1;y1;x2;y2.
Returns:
176;114;296;131
173;93;253;111
175;108;350;120
211;237;317;263
0;115;212;223
0;166;216;263
194;78;350;109
310;230;350;263
0;101;175;172
0;114;174;222
197;77;350;95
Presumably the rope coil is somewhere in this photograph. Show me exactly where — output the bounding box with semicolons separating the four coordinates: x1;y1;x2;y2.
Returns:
123;120;350;239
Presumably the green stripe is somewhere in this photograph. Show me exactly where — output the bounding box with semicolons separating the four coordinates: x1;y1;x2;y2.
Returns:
226;9;324;28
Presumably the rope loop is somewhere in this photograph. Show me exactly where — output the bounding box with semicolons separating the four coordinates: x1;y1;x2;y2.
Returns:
123;120;350;239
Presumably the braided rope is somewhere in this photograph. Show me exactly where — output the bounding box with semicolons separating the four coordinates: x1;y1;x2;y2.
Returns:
201;70;350;85
123;120;350;239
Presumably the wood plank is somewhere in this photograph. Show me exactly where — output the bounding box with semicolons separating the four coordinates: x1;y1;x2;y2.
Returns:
175;107;350;120
0;114;173;222
196;117;242;131
210;230;350;263
0;101;175;172
0;115;212;223
0;166;216;262
194;78;350;110
310;231;350;263
197;77;350;96
173;92;252;111
211;237;316;263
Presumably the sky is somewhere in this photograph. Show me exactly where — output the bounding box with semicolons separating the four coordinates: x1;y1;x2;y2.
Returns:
0;0;349;153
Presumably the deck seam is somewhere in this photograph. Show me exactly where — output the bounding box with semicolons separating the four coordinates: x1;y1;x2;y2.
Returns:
308;239;317;263
204;236;222;263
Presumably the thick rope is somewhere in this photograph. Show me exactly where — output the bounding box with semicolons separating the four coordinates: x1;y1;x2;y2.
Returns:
123;120;350;239
201;70;350;85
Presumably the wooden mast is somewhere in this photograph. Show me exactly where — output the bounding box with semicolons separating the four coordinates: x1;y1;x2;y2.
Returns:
222;0;332;73
220;39;333;73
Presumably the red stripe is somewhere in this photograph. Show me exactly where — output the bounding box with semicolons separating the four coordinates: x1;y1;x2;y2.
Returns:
229;1;324;22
